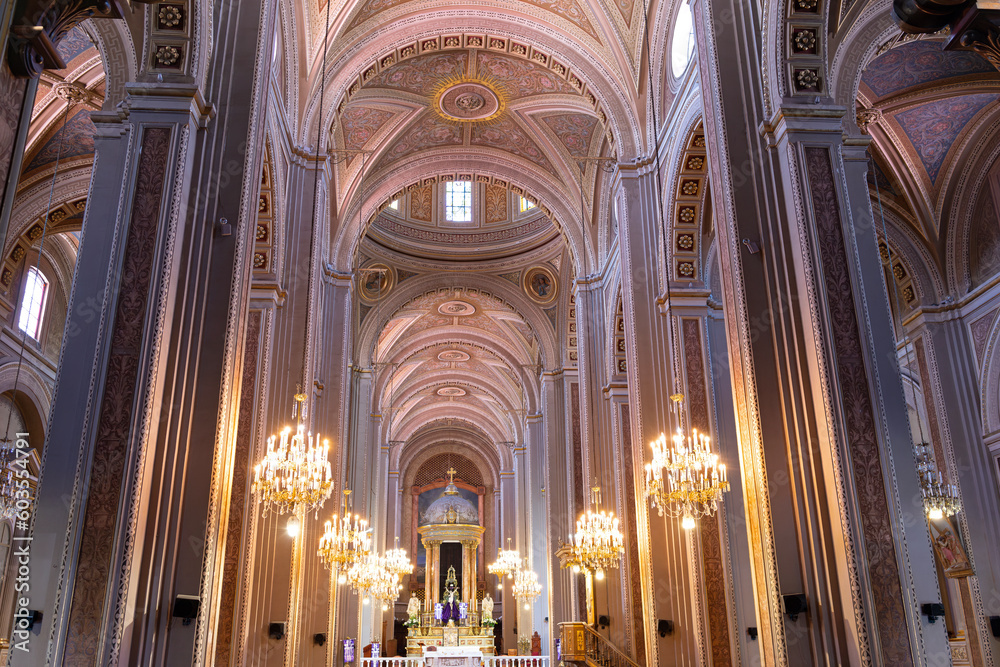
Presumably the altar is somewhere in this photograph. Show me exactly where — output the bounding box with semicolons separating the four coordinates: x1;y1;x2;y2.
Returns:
423;646;488;667
405;470;495;658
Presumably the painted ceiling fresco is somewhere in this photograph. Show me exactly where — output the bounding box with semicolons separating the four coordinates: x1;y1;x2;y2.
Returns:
24;110;96;174
345;0;602;43
343;47;603;183
861;41;994;99
57;27;95;63
340;106;398;151
863;40;999;191
894;93;995;184
369;290;542;443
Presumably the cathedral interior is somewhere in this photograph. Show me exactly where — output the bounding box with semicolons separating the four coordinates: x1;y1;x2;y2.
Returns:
2;0;1000;665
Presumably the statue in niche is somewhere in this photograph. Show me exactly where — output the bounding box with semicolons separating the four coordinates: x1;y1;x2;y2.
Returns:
481;593;494;622
407;595;420;623
441;565;461;625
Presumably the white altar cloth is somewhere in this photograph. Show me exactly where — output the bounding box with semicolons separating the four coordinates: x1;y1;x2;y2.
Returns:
423;645;483;667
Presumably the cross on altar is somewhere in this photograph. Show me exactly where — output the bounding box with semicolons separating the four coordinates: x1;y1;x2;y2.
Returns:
447;467;457;484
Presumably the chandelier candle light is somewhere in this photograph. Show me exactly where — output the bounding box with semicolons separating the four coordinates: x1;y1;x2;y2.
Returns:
384;536;413;578
318;490;371;583
252;394;333;662
567;485;625;580
915;444;961;520
512;567;542;611
488;537;522;590
645;394;729;530
252;395;333;533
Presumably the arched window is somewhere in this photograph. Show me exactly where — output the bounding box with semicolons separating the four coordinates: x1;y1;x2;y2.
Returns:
671;1;695;79
17;267;48;340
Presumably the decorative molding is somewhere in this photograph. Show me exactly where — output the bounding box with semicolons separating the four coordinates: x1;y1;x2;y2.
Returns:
214;310;263;665
805;145;913;666
617;403;645;664
62;126;171;663
682;317;731;666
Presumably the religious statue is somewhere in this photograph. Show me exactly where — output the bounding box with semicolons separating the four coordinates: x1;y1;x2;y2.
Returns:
407;595;420;624
481;593;494;622
441;565;461;625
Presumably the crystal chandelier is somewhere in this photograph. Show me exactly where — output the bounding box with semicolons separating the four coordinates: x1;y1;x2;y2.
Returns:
644;394;729;530
512;567;541;610
384;536;413;578
252;396;333;522
347;551;407;610
565;485;624;580
0;445;22;521
488;537;522;586
318;490;371;583
915;444;960;520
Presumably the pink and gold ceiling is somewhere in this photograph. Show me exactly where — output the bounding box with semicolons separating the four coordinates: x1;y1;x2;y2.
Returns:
364;288;544;447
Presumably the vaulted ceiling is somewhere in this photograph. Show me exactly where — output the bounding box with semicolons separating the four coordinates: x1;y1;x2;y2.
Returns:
366;288;544;448
860;39;1000;247
289;0;671;272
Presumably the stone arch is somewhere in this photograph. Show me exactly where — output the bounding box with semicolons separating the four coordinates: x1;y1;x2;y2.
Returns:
397;438;501;590
251;141;279;277
663;114;708;284
611;289;627;378
652;0;695;134
2;190;88;297
333;156;588;275
355;273;560;374
0;363;52;451
827;0;899;127
82;17;136;109
6;164;93;257
303;13;642;158
978;319;1000;435
399;432;503;487
872;204;945;311
944;115;1000;294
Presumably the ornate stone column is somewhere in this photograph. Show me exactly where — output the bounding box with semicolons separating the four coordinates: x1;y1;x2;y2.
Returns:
499;469;516;652
462;539;472;609
574;275;639;656
24;0;278;664
907;311;1000;662
692;0;950;662
540;369;573;638
425;540;440;611
614;163;702;665
313;272;355;664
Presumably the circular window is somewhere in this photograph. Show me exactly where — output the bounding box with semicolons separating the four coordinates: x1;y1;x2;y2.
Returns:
671;2;695;79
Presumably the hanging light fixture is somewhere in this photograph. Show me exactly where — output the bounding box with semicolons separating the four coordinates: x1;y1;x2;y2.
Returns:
252;394;334;531
565;484;624;580
512;567;542;611
488;537;522;583
347;550;407;609
318;489;371;583
384;536;413;578
557;159;625;582
645;394;729;529
915;444;960;520
870;155;962;520
0;463;19;521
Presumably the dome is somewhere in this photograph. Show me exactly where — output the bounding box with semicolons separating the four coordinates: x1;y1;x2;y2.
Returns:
421;482;479;526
